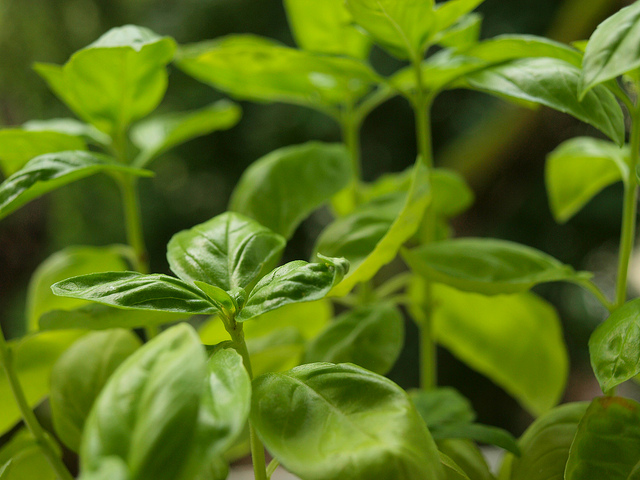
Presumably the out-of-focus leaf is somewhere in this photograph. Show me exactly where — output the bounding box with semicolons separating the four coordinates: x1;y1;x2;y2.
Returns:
435;13;482;51
432;0;485;38
23;118;111;146
0;430;57;480
411;387;476;429
437;439;494;480
439;451;471;480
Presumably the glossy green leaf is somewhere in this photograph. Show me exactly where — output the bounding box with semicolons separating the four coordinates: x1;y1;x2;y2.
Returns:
580;1;640;96
0;151;152;221
437;439;494;480
566;397;640;480
461;57;625;145
167;212;286;292
176;35;379;111
507;402;588;480
0;430;57;480
403;237;588;295
252;362;445;480
546;137;629;223
0;129;86;177
432;0;484;38
237;255;348;322
26;245;131;332
50;329;141;452
34;25;176;136
22;118;111;146
230;142;352;239
317;161;430;296
52;271;219;315
589;298;640;393
345;0;436;61
435;13;482;51
131;100;241;167
80;324;206;480
0;330;84;435
303;302;404;375
411;387;476;429
283;0;371;58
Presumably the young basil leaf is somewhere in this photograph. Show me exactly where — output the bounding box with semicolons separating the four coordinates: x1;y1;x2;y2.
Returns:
23;118;111;146
589;298;640;393
52;271;219;315
507;402;588;480
580;1;640;97
194;282;237;318
303;302;404;375
237;255;349;322
0;430;58;480
0;330;85;436
230;142;352;239
437;440;493;480
565;397;640;480
439;451;471;480
80;324;206;480
0;151;152;221
403;237;588;295
167;212;286;292
411;387;477;429
251;362;445;480
50;329;142;452
0;129;86;176
434;13;482;51
546;137;629;223
130;100;241;167
34;25;176;136
283;0;371;59
432;0;484;38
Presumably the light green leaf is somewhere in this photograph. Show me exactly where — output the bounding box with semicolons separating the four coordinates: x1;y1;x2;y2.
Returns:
545;137;628;223
26;245;131;332
432;0;484;38
411;388;476;429
0;129;86;177
317;161;430;296
130;100;241;167
23;118;111;146
34;25;176;136
303;302;404;375
80;324;206;480
434;13;482;51
439;451;471;480
0;151;152;221
230;142;352;239
283;0;371;58
580;1;640;96
167;212;286;292
50;329;141;452
403;237;588;295
0;430;58;480
435;423;520;456
0;330;84;436
437;440;494;480
251;362;445;480
237;255;349;322
507;402;588;480
566;397;640;480
78;457;130;480
589;298;640;393
431;169;475;217
52;271;219;315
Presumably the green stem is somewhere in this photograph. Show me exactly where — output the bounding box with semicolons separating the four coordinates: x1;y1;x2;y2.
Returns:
340;109;364;209
0;329;73;480
117;174;149;274
576;279;615;313
266;459;280;480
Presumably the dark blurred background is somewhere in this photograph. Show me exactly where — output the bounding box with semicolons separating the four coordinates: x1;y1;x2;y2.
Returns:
0;0;637;435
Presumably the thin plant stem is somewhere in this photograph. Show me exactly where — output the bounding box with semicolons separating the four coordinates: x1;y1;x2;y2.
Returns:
340;108;364;209
266;459;280;480
0;329;73;480
117;175;149;274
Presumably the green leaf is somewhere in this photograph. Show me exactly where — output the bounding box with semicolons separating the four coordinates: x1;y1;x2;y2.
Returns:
230;142;352;239
303;302;404;375
50;329;141;452
80;324;206;480
461;57;625;146
34;25;176;136
317;161;430;296
167;211;286;292
130;100;241;167
589;298;640;393
0;430;57;480
411;388;476;429
439;451;471;480
546;137;629;223
345;0;436;61
0;151;152;221
0;129;86;177
22;118;111;146
565;397;640;480
251;362;445;480
422;283;568;416
432;0;484;38
283;0;371;58
435;423;520;456
431;169;475;218
437;440;494;480
52;271;219;315
0;330;84;436
507;402;588;480
403;237;588;295
78;457;130;480
26;245;131;332
580;1;640;96
434;13;482;51
237;255;349;322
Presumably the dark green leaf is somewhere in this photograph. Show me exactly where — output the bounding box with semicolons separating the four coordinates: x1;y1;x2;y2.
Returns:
230;142;352;239
0;151;152;221
167;211;286;292
435;424;520;456
0;430;58;480
251;362;445;480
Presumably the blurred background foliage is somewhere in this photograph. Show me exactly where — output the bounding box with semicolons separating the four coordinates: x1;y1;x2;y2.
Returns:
0;0;636;434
